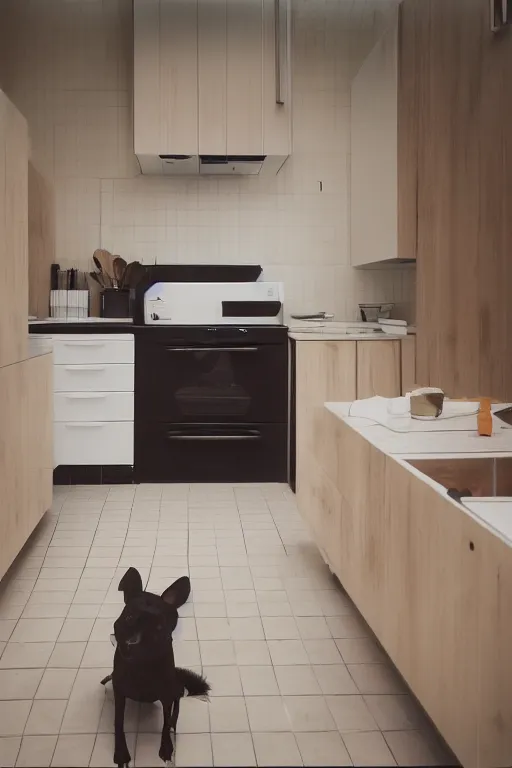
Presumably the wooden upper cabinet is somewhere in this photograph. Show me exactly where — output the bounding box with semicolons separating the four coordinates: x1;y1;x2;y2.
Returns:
409;0;512;400
350;7;418;267
0;90;28;369
135;0;291;161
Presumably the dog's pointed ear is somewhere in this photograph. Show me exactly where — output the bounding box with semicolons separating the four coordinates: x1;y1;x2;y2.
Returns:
161;575;191;608
118;567;143;603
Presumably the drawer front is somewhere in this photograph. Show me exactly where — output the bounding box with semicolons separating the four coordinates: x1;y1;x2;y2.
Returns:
54;364;134;392
135;423;288;483
52;336;134;365
54;422;134;466
54;392;134;422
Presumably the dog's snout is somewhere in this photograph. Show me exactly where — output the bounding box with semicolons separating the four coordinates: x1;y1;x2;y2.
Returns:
126;632;141;646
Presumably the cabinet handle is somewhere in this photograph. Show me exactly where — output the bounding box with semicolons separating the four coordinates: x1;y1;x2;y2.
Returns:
64;365;106;371
64;393;107;400
62;342;106;347
64;422;106;428
166;347;258;353
166;431;261;442
275;0;284;105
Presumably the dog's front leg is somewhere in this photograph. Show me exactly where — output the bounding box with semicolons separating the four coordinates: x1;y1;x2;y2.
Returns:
113;686;131;768
159;701;175;767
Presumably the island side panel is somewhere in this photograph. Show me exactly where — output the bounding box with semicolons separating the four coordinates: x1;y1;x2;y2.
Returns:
313;411;482;767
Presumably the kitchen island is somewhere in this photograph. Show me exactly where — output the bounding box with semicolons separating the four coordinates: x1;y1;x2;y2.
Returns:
297;400;512;768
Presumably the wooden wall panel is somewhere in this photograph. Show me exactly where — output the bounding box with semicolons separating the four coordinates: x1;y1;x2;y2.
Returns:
409;0;512;399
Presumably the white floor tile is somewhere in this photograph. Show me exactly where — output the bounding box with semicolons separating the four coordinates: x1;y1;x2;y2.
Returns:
208;697;249;733
295;731;352;766
24;700;67;735
252;732;302;766
239;666;279;696
245;697;290;732
17;735;57;767
0;669;44;700
0;484;446;767
175;733;213;767
0;736;21;768
51;734;96;767
274;666;321;696
211;733;256;767
0;700;32;736
342;731;396;767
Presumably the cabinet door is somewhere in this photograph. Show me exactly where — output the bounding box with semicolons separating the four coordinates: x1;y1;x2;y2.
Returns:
198;0;227;156
356;341;401;398
0;92;28;368
0;355;52;581
226;0;263;155
134;0;198;156
400;336;417;394
350;16;399;266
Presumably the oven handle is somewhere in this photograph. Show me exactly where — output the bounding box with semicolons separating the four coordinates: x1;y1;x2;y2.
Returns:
165;347;258;353
166;430;262;442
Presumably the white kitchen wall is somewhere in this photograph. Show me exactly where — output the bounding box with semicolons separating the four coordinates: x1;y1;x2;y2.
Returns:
0;0;415;321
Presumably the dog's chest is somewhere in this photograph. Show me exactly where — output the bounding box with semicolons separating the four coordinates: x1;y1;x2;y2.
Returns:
113;656;178;704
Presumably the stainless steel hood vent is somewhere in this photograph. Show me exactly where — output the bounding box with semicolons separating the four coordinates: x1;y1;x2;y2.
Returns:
154;154;271;176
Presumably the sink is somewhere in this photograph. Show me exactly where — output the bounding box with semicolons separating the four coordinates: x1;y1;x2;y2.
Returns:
406;457;512;497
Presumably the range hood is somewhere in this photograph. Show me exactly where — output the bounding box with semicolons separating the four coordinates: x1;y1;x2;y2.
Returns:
133;0;291;177
136;154;287;177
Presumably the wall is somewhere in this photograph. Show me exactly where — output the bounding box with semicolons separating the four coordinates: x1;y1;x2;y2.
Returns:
0;0;415;321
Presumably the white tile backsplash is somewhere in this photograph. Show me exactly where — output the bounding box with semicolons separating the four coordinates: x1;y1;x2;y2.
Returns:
0;0;414;322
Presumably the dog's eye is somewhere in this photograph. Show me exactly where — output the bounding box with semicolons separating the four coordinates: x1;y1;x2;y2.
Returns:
125;615;135;625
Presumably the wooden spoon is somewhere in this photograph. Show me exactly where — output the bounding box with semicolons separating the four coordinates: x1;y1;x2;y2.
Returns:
113;256;128;288
123;261;147;289
93;249;115;283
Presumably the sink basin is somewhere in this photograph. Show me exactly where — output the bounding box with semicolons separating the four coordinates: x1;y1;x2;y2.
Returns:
406;457;512;497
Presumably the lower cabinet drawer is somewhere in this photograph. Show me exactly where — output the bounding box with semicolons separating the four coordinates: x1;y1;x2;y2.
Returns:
135;423;287;483
54;392;134;422
54;364;134;392
54;422;134;466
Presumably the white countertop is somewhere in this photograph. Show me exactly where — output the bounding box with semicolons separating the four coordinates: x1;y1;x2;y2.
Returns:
326;401;512;457
29;317;133;324
461;499;512;546
326;399;512;548
288;320;414;341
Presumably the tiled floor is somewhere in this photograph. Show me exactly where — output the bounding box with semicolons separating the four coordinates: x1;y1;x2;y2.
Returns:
0;483;456;767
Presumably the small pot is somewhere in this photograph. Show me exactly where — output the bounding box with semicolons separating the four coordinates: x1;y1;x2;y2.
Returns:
410;388;445;419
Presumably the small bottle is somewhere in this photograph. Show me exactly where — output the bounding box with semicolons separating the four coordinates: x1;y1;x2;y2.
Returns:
477;397;492;437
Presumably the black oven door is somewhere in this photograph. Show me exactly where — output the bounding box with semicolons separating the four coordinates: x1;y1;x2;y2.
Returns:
137;337;288;424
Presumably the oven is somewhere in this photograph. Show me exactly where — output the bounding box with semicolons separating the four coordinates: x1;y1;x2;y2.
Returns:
134;325;288;483
136;327;287;424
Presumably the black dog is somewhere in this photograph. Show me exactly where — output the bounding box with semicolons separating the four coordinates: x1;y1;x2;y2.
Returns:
102;567;210;768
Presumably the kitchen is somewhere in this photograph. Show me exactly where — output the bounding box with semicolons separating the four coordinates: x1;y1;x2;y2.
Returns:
0;0;511;766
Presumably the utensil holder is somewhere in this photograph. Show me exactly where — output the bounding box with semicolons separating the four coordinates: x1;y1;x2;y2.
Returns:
101;288;131;318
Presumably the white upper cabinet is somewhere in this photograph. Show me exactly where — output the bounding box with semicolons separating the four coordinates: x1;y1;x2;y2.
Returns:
134;0;291;174
350;19;398;267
